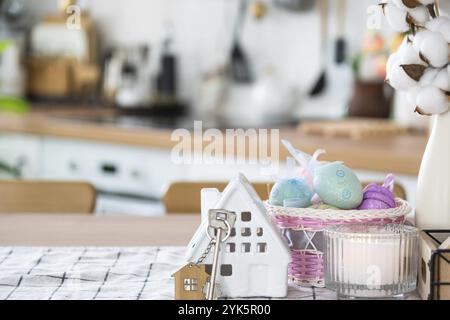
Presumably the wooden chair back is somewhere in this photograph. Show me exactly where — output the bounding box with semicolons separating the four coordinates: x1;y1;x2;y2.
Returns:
163;181;407;214
0;180;97;214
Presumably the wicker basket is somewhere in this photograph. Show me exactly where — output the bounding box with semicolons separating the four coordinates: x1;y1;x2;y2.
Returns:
264;199;412;287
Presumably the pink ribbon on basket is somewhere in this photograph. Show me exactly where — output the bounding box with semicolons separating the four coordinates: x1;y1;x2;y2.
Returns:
383;173;395;193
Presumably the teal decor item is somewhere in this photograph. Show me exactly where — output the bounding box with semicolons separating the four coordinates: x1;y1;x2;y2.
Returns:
313;162;363;210
269;178;312;208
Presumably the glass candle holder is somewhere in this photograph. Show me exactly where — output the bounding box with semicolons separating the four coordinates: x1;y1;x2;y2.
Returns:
325;224;419;299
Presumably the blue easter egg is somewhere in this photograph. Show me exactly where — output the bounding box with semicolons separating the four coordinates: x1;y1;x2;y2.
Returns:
269;179;312;208
313;162;363;210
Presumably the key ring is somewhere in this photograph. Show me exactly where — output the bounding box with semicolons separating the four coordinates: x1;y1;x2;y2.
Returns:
206;219;232;243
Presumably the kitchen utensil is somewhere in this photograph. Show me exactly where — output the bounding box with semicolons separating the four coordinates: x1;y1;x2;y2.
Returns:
27;3;100;99
1;0;24;24
115;45;152;108
348;81;392;118
0;40;25;98
156;35;177;103
335;0;347;66
250;67;297;124
309;0;329;96
230;0;252;83
314;0;353;110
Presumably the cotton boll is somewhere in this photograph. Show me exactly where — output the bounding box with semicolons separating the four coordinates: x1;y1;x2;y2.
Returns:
384;2;410;32
439;20;450;43
426;17;450;42
416;86;450;115
418;0;436;5
392;0;407;10
386;52;400;81
389;63;420;91
426;16;450;32
419;68;439;86
387;51;420;91
418;31;449;67
408;6;430;25
433;68;450;92
412;30;433;53
386;52;399;75
398;38;425;65
392;0;412;11
406;86;421;105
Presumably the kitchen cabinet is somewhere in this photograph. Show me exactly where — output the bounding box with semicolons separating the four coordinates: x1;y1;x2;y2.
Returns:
39;137;186;216
41;137;185;199
0;134;42;179
0;130;419;215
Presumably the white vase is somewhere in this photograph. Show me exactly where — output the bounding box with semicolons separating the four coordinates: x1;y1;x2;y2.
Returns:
415;111;450;230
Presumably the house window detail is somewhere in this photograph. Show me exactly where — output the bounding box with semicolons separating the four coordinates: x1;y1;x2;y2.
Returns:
230;228;236;237
241;228;251;237
257;243;268;253
183;278;198;291
242;243;251;253
241;212;252;222
256;227;264;237
221;264;233;277
226;243;236;253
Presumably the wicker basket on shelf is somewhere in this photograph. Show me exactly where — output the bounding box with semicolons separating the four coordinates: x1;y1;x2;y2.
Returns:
264;199;412;287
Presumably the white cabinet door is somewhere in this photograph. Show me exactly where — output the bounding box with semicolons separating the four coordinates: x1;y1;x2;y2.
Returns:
41;137;185;198
0;134;42;178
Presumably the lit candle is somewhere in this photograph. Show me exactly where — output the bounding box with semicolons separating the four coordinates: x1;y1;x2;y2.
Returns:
325;224;418;299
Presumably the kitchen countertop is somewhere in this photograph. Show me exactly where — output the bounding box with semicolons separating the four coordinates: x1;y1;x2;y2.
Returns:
0;107;428;175
0;214;200;246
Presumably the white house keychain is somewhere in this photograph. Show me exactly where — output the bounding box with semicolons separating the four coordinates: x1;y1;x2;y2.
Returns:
178;174;291;299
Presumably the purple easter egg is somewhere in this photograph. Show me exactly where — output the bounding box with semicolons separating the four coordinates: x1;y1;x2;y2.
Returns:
359;202;392;211
364;183;394;199
358;181;396;210
363;191;396;208
358;199;391;210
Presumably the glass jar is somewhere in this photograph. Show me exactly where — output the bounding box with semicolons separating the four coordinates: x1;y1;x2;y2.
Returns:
325;224;419;299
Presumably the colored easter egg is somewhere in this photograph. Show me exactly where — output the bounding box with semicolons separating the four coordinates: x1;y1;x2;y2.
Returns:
313;162;363;210
358;181;396;210
363;191;396;208
269;178;312;208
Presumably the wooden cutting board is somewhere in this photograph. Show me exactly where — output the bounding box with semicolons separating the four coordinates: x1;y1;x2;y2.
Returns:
299;118;409;140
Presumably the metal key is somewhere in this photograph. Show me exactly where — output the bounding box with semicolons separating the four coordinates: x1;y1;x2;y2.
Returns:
208;209;236;238
206;209;236;300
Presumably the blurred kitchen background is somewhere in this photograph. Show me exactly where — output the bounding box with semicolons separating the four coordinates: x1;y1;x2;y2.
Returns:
1;0;448;216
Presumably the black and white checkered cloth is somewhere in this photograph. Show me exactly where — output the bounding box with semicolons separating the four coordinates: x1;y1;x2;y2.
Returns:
0;247;419;300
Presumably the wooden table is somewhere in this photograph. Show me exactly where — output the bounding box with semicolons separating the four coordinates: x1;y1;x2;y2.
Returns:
0;214;201;246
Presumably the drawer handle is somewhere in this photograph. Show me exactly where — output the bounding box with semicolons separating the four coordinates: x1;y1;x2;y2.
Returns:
101;163;118;175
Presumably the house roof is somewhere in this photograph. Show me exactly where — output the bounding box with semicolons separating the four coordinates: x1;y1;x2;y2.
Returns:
185;173;291;263
171;263;207;277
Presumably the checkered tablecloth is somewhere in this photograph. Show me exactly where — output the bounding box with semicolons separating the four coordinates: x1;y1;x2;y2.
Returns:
0;247;419;300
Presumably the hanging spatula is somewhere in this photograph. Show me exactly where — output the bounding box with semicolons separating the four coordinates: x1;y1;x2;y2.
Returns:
230;0;253;83
309;0;329;97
